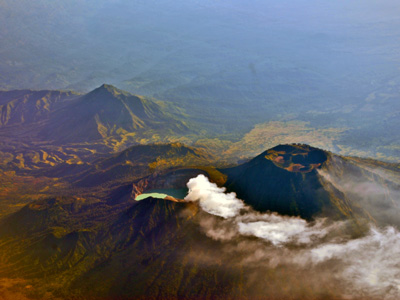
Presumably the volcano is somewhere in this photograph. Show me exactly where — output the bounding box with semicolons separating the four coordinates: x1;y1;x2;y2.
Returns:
0;144;399;299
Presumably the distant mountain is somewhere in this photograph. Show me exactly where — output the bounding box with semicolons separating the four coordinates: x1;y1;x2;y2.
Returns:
0;85;197;173
40;84;190;145
0;89;80;127
0;85;191;150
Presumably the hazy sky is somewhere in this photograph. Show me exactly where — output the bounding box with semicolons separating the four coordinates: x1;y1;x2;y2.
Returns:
1;0;400;159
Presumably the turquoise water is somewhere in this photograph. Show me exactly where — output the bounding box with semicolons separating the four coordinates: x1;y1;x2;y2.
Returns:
135;188;188;201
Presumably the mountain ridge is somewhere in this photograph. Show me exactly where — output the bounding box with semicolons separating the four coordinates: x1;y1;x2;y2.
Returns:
40;84;190;144
0;85;196;172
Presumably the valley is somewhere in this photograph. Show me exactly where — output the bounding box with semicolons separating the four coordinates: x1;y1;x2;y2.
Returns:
1;97;400;299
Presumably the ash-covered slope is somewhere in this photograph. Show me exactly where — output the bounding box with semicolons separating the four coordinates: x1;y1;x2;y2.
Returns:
319;153;400;227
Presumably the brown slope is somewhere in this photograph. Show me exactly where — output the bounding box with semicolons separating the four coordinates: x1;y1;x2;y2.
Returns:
0;89;80;127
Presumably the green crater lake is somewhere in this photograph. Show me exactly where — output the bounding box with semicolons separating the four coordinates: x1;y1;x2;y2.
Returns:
135;188;188;201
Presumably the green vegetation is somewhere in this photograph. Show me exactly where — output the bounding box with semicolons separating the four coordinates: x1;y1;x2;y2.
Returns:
135;189;187;201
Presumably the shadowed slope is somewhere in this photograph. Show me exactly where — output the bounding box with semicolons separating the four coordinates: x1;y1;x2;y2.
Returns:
223;144;353;220
40;84;189;144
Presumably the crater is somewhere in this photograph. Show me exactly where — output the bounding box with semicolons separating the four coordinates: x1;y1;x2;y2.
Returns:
265;144;327;173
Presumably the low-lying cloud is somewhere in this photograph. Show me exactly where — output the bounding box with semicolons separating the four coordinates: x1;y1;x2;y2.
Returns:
318;155;400;227
185;174;400;300
237;214;333;246
185;174;343;246
310;226;400;299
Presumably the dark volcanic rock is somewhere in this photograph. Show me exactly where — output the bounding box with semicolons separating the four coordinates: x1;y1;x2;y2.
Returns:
222;144;337;219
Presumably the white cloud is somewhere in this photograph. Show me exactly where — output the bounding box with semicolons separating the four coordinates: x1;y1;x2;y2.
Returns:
237;215;332;246
184;174;400;299
311;226;400;299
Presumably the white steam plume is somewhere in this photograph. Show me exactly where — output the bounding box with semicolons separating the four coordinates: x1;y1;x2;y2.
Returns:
184;174;400;299
185;174;245;218
185;174;341;246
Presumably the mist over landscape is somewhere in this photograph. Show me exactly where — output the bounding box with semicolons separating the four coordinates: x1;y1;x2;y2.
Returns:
2;0;400;159
1;1;400;299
